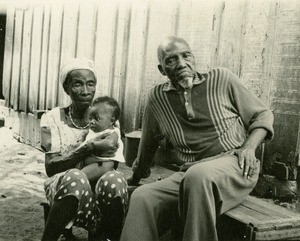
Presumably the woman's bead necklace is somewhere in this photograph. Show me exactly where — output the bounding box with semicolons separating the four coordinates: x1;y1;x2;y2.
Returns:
69;105;89;129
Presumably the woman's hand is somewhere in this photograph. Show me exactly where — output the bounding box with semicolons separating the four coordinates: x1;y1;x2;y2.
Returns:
94;142;118;157
88;132;119;157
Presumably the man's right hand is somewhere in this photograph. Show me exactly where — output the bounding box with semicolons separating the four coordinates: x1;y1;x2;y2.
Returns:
127;173;141;186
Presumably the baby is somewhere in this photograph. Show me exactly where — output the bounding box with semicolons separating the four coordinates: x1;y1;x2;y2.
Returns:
78;96;125;188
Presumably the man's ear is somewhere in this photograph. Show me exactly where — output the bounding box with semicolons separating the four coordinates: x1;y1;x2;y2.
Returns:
158;65;167;76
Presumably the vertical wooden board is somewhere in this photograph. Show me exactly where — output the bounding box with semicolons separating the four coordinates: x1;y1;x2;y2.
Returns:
137;0;178;127
57;0;80;107
176;0;196;47
45;2;63;110
110;0;131;104
143;0;178;93
35;118;42;149
122;0;148;131
258;0;278;106
108;2;120;100
19;6;33;112
269;0;300;116
209;0;225;70
177;0;217;72
60;0;79;63
4;107;13;129
38;3;50;110
28;4;44;113
76;0;96;59
267;0;300;163
112;0;132;129
19;111;26;143
10;9;24;110
27;113;35;146
11;109;20;141
3;4;15;105
216;0;245;74
239;0;273;98
94;0;117;98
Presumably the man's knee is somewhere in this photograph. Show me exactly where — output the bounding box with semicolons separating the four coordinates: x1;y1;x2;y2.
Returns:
131;185;148;199
130;185;154;205
184;162;216;186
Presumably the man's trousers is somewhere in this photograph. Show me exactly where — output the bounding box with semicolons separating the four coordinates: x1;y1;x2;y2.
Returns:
120;153;259;241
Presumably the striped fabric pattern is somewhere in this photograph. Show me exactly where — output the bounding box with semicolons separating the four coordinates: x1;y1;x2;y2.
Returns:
146;68;256;163
133;68;274;177
148;85;194;162
206;69;244;151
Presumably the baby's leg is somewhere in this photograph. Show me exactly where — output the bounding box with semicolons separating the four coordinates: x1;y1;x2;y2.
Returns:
81;161;115;191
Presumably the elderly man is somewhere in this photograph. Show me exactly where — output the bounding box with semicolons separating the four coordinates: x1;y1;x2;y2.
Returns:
121;36;274;241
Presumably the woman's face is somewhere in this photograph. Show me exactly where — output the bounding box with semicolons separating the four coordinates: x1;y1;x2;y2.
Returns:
65;69;96;108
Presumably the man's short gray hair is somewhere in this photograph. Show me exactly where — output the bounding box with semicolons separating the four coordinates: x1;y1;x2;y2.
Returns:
157;36;191;64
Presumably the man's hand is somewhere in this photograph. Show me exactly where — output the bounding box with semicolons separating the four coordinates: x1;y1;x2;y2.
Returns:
231;128;267;179
127;173;141;186
234;147;258;179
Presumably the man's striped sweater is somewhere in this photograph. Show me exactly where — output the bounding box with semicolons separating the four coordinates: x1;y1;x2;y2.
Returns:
133;68;274;178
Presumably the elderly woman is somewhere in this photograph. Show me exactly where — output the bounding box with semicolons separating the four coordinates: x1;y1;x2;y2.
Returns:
41;58;128;241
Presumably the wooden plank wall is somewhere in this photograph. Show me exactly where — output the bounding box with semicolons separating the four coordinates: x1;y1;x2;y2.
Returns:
1;0;300;164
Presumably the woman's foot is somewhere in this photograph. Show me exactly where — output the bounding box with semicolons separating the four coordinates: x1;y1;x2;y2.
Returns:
61;228;77;241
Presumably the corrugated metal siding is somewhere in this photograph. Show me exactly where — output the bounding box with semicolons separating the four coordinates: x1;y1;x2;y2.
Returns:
2;0;300;162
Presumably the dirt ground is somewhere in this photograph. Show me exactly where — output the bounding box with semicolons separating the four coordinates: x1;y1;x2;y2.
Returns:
0;127;89;241
0;126;174;241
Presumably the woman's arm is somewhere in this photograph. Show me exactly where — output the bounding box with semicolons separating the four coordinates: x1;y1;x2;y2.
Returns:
42;127;92;177
44;143;92;177
41;123;118;177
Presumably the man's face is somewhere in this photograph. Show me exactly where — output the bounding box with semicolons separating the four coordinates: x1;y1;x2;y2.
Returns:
158;41;196;89
88;103;114;132
66;69;96;108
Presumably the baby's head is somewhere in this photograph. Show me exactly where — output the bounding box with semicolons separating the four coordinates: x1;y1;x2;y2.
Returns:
88;96;121;132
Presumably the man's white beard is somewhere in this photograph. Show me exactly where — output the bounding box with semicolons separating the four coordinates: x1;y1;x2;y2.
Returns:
178;77;193;90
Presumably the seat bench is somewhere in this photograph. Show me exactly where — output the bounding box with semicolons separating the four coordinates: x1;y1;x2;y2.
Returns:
120;163;300;241
220;195;300;241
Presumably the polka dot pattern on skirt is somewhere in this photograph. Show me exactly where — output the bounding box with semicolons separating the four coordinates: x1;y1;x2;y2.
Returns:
95;170;128;212
44;168;128;231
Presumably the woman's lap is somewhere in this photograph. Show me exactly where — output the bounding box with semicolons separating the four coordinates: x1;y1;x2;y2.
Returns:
95;170;128;213
44;168;128;230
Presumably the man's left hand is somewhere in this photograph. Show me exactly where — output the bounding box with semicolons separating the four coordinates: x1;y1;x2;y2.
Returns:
233;147;258;179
